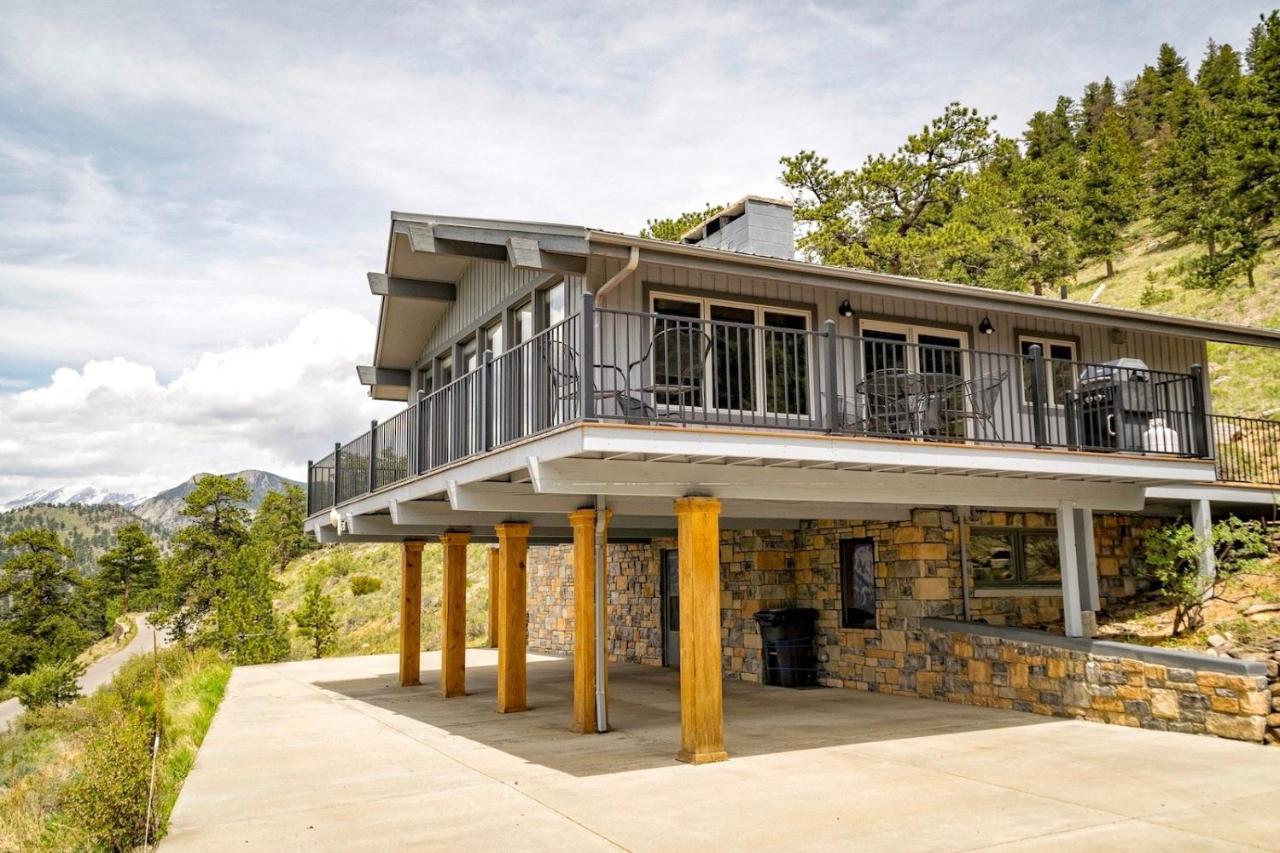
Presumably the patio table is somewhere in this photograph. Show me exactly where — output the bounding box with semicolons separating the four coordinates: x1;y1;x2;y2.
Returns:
855;369;966;437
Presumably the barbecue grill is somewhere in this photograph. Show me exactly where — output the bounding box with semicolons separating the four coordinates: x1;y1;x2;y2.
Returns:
1077;357;1154;451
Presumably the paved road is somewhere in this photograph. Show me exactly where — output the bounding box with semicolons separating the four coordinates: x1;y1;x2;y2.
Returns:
0;614;169;731
166;650;1280;851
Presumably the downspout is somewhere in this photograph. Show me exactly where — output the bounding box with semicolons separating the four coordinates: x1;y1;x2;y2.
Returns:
594;495;608;732
956;505;972;622
595;246;639;299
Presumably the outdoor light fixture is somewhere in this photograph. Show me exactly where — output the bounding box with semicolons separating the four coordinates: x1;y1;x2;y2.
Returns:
838;299;855;318
978;316;995;335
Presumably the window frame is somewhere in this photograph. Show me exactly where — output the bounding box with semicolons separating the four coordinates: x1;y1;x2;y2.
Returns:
839;537;877;629
969;526;1062;589
648;291;814;418
1017;334;1078;409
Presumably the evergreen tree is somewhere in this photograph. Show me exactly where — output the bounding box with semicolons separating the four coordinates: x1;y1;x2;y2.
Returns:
1076;113;1142;277
639;202;727;242
1197;39;1243;101
251;485;314;574
208;545;289;665
1024;96;1080;158
0;530;96;679
781;103;998;277
294;580;338;659
96;522;160;613
1080;77;1118;137
155;474;252;641
1227;11;1280;287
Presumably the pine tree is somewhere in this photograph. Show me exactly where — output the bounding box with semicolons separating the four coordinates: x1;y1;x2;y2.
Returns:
639;202;728;242
1197;39;1243;101
209;545;289;665
1077;113;1142;277
294;580;338;659
1227;11;1280;287
96;522;160;613
1080;77;1118;138
251;485;314;574
155;474;252;641
0;530;96;679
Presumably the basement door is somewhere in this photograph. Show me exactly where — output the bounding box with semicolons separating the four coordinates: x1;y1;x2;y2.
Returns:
661;549;680;669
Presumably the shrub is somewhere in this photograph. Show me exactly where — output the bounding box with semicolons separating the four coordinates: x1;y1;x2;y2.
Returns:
61;711;155;851
349;574;383;596
10;659;84;711
1142;515;1268;634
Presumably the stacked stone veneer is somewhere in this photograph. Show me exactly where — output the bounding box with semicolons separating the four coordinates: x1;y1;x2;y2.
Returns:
521;508;1269;744
913;621;1270;742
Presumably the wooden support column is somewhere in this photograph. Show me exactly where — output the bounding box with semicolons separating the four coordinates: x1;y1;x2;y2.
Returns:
495;522;531;713
440;532;471;698
399;541;424;687
673;497;727;764
569;508;610;734
487;546;500;648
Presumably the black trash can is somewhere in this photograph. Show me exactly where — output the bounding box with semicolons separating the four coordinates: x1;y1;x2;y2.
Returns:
753;608;819;688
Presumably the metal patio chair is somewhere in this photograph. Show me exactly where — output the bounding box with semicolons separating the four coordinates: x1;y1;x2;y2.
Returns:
609;324;714;421
937;371;1007;441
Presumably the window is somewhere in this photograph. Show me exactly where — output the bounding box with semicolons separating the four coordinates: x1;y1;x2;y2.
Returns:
461;339;478;373
859;320;968;437
1019;335;1077;407
969;528;1061;587
544;281;567;327
649;293;812;416
485;320;504;355
438;355;453;386
839;538;876;628
513;300;534;344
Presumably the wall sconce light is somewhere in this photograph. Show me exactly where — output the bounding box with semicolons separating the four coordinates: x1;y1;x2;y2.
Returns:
978;316;995;336
838;299;855;318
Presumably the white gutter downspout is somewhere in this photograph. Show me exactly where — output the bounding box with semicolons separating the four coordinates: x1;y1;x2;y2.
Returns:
594;495;609;733
594;246;639;298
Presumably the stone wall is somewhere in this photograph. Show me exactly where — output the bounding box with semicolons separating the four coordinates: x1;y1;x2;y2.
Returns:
525;543;573;655
909;621;1270;742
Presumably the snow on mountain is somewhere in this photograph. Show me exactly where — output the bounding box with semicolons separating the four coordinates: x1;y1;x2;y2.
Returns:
0;484;141;512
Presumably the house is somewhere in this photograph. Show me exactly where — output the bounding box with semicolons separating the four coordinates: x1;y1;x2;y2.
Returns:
304;197;1280;757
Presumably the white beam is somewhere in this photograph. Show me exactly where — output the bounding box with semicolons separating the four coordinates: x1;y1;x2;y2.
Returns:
530;457;1146;511
1058;500;1084;638
1191;498;1214;581
1074;507;1100;612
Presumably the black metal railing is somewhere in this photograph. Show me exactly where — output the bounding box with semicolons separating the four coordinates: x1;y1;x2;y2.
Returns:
1211;414;1280;485
307;292;1235;515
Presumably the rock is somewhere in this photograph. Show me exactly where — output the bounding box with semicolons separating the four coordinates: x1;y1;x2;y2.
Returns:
1207;634;1228;648
1242;602;1280;616
1206;712;1266;742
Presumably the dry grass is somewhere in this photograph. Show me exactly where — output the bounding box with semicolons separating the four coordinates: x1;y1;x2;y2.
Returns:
277;542;492;660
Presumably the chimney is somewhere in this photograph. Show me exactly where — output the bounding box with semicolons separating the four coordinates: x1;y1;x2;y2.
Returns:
680;196;795;260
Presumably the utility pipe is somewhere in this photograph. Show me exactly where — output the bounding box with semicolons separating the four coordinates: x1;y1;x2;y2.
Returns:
594;246;639;299
594;495;608;733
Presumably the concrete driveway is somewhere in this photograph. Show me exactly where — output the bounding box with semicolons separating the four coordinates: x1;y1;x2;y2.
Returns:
164;650;1280;852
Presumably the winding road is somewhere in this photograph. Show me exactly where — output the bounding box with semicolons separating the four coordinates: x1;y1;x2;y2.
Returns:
0;614;170;731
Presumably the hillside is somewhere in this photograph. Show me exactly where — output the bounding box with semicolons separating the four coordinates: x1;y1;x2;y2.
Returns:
0;503;167;573
276;542;490;660
131;469;301;531
1069;221;1280;418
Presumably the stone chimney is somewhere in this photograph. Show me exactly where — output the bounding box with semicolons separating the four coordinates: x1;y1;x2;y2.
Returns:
680;196;795;260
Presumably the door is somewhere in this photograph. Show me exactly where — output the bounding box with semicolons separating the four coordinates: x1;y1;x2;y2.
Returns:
661;549;680;668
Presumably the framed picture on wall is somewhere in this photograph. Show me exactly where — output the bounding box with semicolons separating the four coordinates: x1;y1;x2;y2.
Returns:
839;537;876;629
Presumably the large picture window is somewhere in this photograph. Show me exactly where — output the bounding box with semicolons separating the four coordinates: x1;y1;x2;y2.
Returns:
649;293;812;417
1018;335;1077;407
969;528;1061;588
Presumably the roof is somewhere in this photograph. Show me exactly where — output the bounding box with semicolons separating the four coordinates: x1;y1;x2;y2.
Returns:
363;211;1280;399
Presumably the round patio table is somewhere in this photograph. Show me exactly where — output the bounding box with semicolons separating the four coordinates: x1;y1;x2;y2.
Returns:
856;369;965;436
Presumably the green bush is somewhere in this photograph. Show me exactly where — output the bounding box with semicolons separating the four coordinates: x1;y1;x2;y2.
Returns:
10;659;84;711
349;574;383;596
61;711;155;851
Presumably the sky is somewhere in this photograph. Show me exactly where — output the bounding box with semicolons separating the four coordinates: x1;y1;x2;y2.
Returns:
0;0;1265;500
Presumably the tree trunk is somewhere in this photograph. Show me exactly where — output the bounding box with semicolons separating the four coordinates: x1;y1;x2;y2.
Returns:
1105;258;1115;278
1207;233;1216;260
1248;267;1256;288
123;579;130;615
1033;281;1044;297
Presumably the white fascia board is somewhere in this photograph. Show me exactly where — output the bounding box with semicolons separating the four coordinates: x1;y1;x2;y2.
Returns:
578;425;1217;484
533;457;1147;511
1146;484;1280;505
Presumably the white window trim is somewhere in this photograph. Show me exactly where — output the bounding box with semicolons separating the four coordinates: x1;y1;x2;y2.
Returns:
1017;334;1077;408
648;292;814;418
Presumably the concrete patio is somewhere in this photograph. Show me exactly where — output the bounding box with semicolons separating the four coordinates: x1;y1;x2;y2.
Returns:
164;650;1280;851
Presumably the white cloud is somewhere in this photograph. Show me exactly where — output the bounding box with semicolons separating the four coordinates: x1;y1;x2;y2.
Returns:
0;310;396;499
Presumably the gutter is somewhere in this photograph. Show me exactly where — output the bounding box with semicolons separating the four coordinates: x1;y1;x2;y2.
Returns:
594;245;639;299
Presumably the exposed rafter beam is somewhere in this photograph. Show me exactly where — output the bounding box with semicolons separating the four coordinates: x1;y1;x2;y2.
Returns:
367;272;456;302
356;365;410;388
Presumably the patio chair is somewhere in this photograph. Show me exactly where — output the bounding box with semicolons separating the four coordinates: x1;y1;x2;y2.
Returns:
840;368;915;436
610;324;714;421
937;372;1007;441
